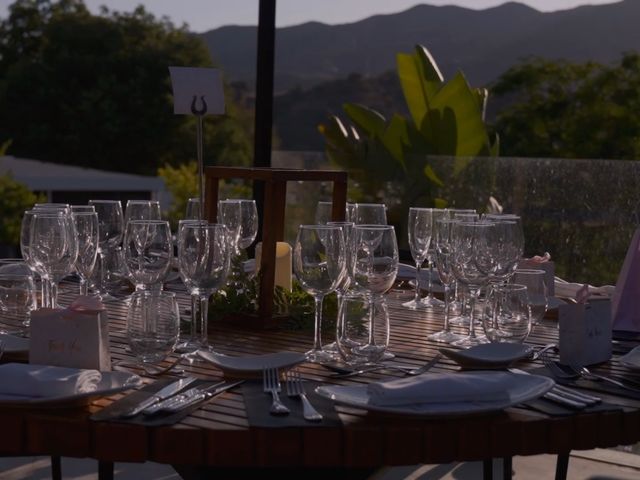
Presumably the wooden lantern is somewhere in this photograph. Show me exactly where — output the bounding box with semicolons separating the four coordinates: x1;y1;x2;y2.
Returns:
204;166;348;328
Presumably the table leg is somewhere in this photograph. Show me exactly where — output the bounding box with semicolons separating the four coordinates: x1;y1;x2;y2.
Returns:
502;456;513;479
50;455;61;480
98;460;114;480
482;458;493;479
555;452;570;480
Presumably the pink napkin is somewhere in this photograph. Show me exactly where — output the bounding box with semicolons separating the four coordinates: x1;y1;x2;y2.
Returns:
612;229;640;332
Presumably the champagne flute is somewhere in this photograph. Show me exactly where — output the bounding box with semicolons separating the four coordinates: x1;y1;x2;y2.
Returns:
403;208;433;309
428;218;463;343
89;200;124;299
72;211;99;296
293;225;346;363
178;222;230;352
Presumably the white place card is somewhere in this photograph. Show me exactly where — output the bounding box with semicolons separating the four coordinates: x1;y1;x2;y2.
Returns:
558;299;612;366
169;66;224;115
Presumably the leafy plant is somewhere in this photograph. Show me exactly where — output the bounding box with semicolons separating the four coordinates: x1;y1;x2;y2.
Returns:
0;172;45;245
319;44;498;217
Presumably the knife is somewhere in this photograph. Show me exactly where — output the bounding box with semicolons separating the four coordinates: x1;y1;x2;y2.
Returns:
143;380;244;415
121;376;198;418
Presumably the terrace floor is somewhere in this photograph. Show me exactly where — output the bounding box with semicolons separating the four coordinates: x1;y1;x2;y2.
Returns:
1;449;639;479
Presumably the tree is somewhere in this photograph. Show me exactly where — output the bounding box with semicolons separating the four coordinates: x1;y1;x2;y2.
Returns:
0;0;253;175
491;54;640;159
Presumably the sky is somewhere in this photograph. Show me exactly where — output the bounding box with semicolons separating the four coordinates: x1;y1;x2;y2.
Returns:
0;0;622;32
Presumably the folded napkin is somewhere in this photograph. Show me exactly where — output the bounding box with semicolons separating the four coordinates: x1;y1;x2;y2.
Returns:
554;279;615;300
0;363;102;398
367;371;519;406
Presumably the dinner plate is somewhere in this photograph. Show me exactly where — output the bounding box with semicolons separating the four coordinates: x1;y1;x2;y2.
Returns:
315;372;554;417
439;343;533;370
0;370;142;408
197;350;306;377
619;346;640;371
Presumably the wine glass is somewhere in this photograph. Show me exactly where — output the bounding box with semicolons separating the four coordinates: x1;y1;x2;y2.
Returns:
237;199;259;252
353;203;387;225
351;224;398;357
72;211;99;296
29;210;78;308
70;205;96;214
218;199;242;255
89;200;124;298
428;218;463;343
293;225;346;363
123;220;172;291
450;221;498;347
124;200;161;225
178;222;230;352
403;208;433;309
127;290;180;365
185;198;201;220
314;201;333;224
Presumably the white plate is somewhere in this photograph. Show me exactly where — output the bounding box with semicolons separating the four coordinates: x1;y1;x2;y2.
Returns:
0;370;141;408
197;350;306;377
0;334;29;353
619;346;640;371
439;343;532;369
316;371;553;417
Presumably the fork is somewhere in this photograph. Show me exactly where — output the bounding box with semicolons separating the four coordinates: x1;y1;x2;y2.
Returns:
263;367;290;415
286;370;322;422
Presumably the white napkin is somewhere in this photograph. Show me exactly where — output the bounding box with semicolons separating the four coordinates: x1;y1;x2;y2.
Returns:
0;363;102;398
367;371;522;406
554;278;615;300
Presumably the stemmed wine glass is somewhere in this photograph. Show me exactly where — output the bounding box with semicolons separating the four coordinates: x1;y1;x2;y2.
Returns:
353;203;387;225
124;200;161;225
351;224;398;356
185;198;201;220
72;211;99;296
89;200;124;299
123;220;172;291
428;218;463;343
403;208;433;309
237;199;259;254
293;225;346;363
450;221;498;347
419;208;449;308
178;222;230;352
29;210;78;308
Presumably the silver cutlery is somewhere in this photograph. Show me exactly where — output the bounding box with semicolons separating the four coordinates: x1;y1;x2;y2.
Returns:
263;367;290;415
529;343;557;361
286;370;322;422
121;376;198;417
510;368;601;409
541;351;640;393
330;353;442;378
143;380;244;415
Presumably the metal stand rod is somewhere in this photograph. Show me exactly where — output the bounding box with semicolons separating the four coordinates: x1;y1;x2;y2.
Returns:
196;114;204;223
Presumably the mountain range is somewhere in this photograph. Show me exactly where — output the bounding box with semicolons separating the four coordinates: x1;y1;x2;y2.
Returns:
202;0;640;92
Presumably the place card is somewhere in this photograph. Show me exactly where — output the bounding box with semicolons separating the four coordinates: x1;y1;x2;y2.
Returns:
29;297;111;371
558;299;612;366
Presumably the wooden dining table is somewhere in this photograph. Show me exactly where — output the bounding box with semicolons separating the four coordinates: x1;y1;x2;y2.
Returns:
1;281;640;480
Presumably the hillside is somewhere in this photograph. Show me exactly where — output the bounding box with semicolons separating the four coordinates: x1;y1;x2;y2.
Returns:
202;1;639;91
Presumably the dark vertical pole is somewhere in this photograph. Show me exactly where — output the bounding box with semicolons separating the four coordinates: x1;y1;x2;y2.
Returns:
253;0;276;243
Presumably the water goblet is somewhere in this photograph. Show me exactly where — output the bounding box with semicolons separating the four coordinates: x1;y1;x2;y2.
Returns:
0;273;36;332
293;225;346;363
127;290;180;365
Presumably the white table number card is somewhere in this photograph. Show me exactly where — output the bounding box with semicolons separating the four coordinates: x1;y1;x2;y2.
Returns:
29;297;111;371
169;66;224;115
558;299;612;366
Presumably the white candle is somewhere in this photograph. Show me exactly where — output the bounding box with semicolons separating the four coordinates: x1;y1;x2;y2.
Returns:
255;241;292;291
